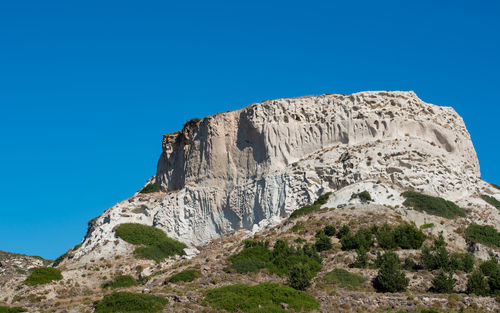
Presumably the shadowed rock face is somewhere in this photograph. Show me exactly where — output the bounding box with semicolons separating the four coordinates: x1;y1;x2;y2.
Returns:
75;91;481;260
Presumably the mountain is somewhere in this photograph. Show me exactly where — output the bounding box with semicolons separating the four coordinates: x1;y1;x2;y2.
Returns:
1;91;499;313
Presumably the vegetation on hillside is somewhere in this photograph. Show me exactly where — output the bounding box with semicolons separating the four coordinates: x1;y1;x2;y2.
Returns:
0;306;26;313
139;183;161;194
203;282;320;313
289;192;332;219
115;223;187;262
401;191;466;219
101;275;138;289
481;194;500;209
351;190;372;202
94;292;167;313
465;224;500;248
24;267;62;285
168;269;201;283
323;268;365;290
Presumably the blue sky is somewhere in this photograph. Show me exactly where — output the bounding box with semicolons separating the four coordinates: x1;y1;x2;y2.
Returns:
0;0;499;259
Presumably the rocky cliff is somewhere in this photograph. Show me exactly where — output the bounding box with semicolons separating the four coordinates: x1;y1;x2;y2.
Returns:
74;91;483;261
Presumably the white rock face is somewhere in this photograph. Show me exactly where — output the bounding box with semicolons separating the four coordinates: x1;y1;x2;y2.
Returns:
74;91;485;260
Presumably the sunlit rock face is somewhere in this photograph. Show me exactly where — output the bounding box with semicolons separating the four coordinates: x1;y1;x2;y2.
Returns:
75;91;481;261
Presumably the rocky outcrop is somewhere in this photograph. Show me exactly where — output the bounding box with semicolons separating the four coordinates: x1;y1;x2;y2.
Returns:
74;91;482;260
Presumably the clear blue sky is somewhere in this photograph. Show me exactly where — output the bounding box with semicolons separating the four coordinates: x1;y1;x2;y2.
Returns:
1;0;499;259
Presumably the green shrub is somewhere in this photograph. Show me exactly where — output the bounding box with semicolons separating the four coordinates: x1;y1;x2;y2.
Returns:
289;192;332;219
401;191;465;219
202;282;320;312
481;195;500;209
420;223;435;230
24;267;62;285
291;221;306;233
421;235;451;272
115;223;187;262
183;117;201;128
341;228;374;251
351;190;372;202
430;270;455;293
449;253;475;273
52;252;67;267
376;224;397;250
479;257;499;277
0;306;26;313
393;223;426;249
102;275;137;289
350;248;369;268
374;252;409;292
324;268;365;289
225;240;322;280
337;225;351;239
314;232;332;252
139;183;161;194
488;267;500;295
94;292;167;313
168;269;201;283
466;270;489;296
324;225;336;236
73;243;82;251
465;224;500;248
288;263;314;290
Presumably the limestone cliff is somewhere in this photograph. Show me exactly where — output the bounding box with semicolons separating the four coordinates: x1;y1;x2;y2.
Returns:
74;91;484;261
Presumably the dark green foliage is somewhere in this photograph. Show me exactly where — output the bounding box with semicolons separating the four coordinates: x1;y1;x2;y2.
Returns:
403;257;418;272
376;224;397;249
420;223;435;230
481;194;500;209
324;225;336;236
374;252;409;292
393;223;426;249
52;252;67;267
289;192;332;219
430;270;455;293
401;191;466;219
466;270;490;296
449;253;475;273
168;269;201;283
479;257;499;277
337;225;351;239
183;118;201;128
139;183;161;194
203;282;320;312
94;292;168;313
288;263;314;290
314;232;332;252
73;243;82;251
323;268;365;289
115;223;186;262
351;190;372;202
350;248;368;268
488;267;500;295
24;267;62;285
0;306;27;313
225;240;322;280
102;275;138;289
465;224;500;248
341;228;374;251
490;183;500;190
420;233;472;272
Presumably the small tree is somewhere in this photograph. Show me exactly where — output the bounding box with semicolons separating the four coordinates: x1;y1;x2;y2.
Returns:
374;252;409;292
488;268;500;295
288;263;313;291
337;225;351;239
466;270;489;296
376;224;397;250
430;270;455;293
324;225;336;237
350;248;368;268
315;232;332;252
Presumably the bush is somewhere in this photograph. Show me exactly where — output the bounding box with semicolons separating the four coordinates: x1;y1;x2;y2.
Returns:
94;292;167;313
479;257;499;277
115;223;186;262
324;268;365;289
337;225;351;239
420;233;471;272
168;269;201;283
139;183;161;194
401;191;465;219
350;248;369;268
289;192;332;219
393;223;426;249
420;223;435;230
341;228;374;251
449;253;475;273
430;270;455;293
102;275;137;289
314;232;332;252
24;267;62;285
288;263;314;290
351;190;372;202
376;224;397;250
52;252;67;267
324;225;336;236
183;117;201;128
225;240;322;279
465;224;500;248
481;194;500;209
202;282;320;312
466;270;489;296
488;267;500;295
374;252;409;292
0;306;26;313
